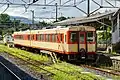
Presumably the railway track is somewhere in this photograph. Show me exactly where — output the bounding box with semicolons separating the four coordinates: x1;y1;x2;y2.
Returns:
5;51;120;80
81;65;120;78
1;43;120;79
0;61;21;80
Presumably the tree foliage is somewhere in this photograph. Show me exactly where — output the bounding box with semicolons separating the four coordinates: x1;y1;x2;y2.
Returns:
0;14;11;25
58;16;67;21
0;14;21;35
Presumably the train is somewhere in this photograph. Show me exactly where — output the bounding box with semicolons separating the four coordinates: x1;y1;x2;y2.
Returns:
13;25;96;61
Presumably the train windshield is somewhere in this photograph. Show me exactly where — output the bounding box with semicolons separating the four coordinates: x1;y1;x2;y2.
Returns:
70;32;77;42
87;31;94;42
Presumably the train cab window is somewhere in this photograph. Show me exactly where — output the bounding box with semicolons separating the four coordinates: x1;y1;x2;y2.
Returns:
80;34;84;43
87;32;94;42
70;32;77;42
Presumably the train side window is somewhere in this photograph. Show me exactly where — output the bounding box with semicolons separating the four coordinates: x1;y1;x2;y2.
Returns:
46;34;49;42
28;35;30;40
70;32;77;42
87;32;94;42
20;35;23;40
42;34;45;41
37;34;41;41
48;34;50;42
52;34;56;42
41;34;43;41
40;34;42;41
52;34;54;42
55;34;57;42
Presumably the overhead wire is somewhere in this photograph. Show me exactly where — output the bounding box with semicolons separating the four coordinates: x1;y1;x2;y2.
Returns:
105;0;115;8
21;0;27;4
6;0;12;3
1;4;9;14
47;0;56;5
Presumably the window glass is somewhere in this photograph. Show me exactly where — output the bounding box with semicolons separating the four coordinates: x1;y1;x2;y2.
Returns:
37;34;40;40
28;35;30;40
51;34;57;42
70;32;77;42
87;32;94;42
80;34;84;42
51;34;54;42
42;34;44;41
54;34;57;42
46;34;50;42
48;34;51;42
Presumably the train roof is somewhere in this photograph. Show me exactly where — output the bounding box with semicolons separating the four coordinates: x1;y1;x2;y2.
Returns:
13;25;95;34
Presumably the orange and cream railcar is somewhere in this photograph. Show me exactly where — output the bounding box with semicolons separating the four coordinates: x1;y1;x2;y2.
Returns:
13;26;96;60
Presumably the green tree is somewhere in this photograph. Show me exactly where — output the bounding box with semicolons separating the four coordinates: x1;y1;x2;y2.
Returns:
0;14;11;25
58;16;67;21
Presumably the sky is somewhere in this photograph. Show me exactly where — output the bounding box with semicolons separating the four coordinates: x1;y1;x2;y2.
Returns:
0;0;120;22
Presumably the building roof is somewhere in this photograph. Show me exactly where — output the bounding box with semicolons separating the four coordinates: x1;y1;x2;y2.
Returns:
54;11;117;26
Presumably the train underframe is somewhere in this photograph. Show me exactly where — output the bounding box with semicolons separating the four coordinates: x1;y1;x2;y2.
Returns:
14;44;97;62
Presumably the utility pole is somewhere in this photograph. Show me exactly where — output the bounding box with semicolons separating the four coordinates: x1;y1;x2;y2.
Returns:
55;3;58;22
14;18;16;31
31;10;34;29
87;0;90;17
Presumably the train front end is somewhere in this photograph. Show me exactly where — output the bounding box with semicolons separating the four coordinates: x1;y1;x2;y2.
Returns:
66;26;96;60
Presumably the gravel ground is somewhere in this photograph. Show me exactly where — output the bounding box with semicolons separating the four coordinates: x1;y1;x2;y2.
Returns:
0;52;50;80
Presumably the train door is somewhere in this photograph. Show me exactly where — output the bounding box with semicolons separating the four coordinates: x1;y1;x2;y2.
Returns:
79;32;87;59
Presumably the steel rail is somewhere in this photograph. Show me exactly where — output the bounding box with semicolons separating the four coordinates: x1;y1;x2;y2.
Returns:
8;52;74;75
81;65;120;76
0;61;21;80
6;52;55;76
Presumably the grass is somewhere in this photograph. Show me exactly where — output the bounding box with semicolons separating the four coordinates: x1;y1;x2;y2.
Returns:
29;62;105;80
0;45;49;62
0;44;107;80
